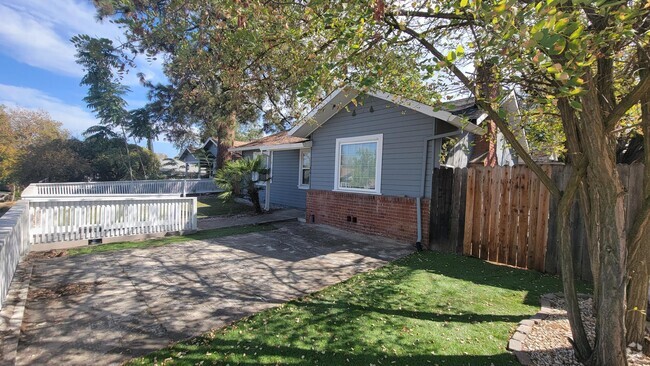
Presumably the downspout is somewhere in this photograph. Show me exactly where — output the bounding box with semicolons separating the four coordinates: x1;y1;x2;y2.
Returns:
264;150;271;211
417;136;436;251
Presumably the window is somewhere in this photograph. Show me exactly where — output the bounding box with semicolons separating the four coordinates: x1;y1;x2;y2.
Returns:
334;134;383;194
299;149;311;189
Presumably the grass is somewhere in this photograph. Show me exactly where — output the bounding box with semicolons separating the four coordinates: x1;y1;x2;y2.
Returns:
67;224;276;256
127;251;590;366
197;196;252;218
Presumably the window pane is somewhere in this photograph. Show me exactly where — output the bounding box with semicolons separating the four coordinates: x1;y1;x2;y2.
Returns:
302;168;310;185
339;142;377;190
302;151;311;169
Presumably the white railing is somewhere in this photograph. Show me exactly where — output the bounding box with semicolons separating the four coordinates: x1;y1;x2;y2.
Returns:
0;201;30;309
21;179;221;198
28;196;197;244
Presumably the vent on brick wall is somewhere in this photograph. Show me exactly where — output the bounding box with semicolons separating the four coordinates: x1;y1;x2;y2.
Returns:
352;217;357;223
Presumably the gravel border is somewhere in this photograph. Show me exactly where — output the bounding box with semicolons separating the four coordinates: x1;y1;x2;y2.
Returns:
510;293;650;366
507;293;558;365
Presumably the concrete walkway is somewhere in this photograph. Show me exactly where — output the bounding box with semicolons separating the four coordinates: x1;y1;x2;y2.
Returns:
7;222;412;365
197;208;305;230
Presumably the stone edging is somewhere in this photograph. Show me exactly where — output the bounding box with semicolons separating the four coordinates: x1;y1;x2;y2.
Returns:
507;293;561;365
0;261;34;366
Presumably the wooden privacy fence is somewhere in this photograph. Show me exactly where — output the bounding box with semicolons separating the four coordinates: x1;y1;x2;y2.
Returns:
21;179;221;198
28;196;197;244
429;167;467;253
463;165;552;272
430;163;645;281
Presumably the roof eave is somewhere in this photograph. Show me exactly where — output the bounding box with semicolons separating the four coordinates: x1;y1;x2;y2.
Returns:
229;141;312;152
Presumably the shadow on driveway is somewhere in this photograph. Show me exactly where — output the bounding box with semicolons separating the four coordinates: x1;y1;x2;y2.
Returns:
16;222;413;365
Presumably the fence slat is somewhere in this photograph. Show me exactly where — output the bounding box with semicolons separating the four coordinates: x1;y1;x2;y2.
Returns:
463;168;476;255
526;173;540;269
486;167;501;262
471;167;484;258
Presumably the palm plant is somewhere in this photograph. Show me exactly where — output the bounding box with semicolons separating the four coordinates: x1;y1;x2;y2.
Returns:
215;156;268;214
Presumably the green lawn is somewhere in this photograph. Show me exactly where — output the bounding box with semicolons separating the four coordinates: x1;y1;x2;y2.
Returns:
128;251;588;366
197;196;252;218
67;224;276;256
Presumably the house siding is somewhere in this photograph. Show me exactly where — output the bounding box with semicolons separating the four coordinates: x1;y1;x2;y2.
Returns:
267;150;306;209
239;149;305;209
310;95;459;198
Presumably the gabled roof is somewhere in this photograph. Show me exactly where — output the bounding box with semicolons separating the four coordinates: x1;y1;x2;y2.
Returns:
178;147;199;161
288;86;486;138
179;138;249;159
230;131;310;152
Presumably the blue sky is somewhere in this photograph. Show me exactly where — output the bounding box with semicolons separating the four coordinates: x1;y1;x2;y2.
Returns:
0;0;179;157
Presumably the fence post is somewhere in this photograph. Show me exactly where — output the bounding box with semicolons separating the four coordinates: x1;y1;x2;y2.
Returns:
191;197;198;230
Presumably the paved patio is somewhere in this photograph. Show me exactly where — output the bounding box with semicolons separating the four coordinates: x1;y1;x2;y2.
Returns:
11;222;412;365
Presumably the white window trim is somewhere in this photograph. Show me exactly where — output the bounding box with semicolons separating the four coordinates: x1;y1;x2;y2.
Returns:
298;148;311;190
334;134;383;195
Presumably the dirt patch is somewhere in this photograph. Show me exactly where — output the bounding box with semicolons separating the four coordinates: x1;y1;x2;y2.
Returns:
28;281;104;301
27;250;68;260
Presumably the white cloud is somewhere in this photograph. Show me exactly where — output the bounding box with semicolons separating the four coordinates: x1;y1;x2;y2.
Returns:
0;83;97;135
0;0;165;84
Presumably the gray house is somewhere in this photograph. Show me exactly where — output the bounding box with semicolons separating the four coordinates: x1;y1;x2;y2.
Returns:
178;137;247;178
230;86;523;243
230;131;312;210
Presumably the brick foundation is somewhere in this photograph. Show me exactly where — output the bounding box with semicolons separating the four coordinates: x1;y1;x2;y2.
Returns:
306;190;430;244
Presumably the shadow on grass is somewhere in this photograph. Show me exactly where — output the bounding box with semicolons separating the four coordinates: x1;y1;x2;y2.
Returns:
126;251;585;366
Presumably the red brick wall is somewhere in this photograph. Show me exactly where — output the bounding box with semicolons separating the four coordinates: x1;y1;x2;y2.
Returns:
306;190;430;244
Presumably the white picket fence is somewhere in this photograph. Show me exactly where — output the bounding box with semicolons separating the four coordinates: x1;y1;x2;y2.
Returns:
27;196;198;244
21;179;221;198
0;202;31;309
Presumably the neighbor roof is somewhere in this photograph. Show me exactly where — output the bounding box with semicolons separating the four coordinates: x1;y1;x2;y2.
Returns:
230;131;310;152
288;86;487;138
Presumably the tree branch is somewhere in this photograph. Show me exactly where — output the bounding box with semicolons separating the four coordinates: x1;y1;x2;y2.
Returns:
604;75;650;133
386;10;473;21
391;19;560;198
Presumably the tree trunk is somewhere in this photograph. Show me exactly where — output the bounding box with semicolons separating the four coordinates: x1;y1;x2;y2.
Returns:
147;137;154;153
216;111;237;172
248;184;263;214
556;98;594;359
579;76;628;366
120;126;135;181
558;163;594;361
476;62;498;167
626;44;650;345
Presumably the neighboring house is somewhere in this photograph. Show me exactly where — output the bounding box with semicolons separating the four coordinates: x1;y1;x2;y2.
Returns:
159;156;198;178
178;138;247;178
230;86;526;244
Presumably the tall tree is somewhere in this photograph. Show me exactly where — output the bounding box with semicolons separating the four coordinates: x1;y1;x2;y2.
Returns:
72;34;136;180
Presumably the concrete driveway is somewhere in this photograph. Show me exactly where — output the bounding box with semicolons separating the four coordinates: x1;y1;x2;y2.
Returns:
14;222;412;365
